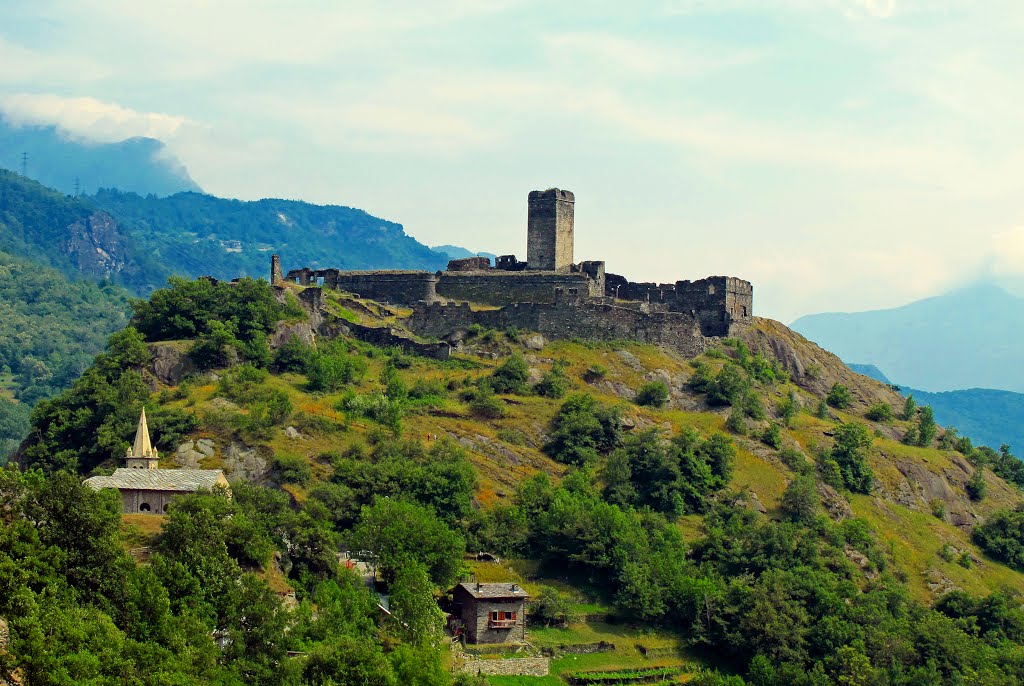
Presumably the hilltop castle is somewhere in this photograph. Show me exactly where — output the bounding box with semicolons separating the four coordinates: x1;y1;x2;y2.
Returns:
273;188;752;356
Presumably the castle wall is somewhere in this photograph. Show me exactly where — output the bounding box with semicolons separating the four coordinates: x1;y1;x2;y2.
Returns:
527;189;574;272
436;271;594;306
605;273;753;337
285;269;438;305
408;297;707;358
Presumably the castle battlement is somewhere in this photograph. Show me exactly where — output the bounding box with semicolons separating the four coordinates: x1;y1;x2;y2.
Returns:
273;187;753;352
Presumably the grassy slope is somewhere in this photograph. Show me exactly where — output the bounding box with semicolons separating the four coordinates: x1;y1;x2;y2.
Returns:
129;296;1024;681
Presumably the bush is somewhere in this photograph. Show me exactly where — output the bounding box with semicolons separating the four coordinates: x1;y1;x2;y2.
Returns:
826;384;852;409
530;586;580;627
761;423;782;449
725;405;747;436
828;423;874;493
865;402;894;423
490;354;530;394
776;390;798;427
272;335;315;373
583;364;607;382
966;469;987;501
273;453;312;486
973;506;1024;571
339;392;404;433
779;446;810;474
468;383;505;419
707;364;749;406
930;499;946;520
307;353;367;393
781;475;819;524
544;393;622;465
635;381;670;408
535;361;570;399
742;391;766;420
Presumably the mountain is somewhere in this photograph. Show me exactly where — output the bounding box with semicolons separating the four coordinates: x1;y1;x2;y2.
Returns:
89;188;450;287
793;283;1024;392
9;275;1024;683
431;244;498;262
0;117;201;196
849;363;1024;454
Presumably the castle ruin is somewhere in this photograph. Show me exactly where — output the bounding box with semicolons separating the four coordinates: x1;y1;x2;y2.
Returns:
275;188;752;355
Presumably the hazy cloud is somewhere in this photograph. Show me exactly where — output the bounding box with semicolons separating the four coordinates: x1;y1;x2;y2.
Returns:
0;93;192;142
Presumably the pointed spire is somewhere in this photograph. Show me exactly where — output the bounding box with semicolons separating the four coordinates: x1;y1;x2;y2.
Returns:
131;408;156;458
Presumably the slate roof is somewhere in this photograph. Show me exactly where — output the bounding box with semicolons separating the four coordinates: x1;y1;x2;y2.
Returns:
84;468;227;492
457;582;529;600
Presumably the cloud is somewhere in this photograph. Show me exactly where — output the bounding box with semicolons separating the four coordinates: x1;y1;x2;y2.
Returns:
0;93;192;143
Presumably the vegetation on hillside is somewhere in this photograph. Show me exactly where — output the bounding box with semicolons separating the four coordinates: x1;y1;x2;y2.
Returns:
5;277;1024;685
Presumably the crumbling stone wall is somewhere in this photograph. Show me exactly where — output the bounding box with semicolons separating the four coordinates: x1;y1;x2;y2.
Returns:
606;273;753;336
284;269;438;305
436;271;595;306
447;256;492;271
408;296;708;358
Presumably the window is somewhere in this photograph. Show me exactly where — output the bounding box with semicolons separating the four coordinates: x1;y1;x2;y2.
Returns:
139;502;151;512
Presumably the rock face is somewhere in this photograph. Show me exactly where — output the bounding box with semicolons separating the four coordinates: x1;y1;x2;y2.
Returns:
65;211;127;278
148;343;197;386
222;442;269;482
735;318;904;412
175;438;216;468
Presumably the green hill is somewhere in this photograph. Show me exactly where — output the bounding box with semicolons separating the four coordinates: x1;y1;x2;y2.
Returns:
88;187;449;288
6;276;1024;685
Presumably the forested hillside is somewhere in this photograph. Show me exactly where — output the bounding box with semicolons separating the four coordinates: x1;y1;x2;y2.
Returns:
4;277;1024;685
89;188;449;284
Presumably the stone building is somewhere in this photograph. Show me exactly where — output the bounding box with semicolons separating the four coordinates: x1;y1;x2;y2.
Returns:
452;582;529;645
84;409;229;514
274;187;754;354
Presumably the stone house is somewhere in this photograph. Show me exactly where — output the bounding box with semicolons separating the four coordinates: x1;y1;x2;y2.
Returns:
452;582;529;644
84;409;229;514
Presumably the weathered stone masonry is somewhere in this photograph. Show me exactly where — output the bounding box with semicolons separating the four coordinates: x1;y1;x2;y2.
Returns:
275;186;753;354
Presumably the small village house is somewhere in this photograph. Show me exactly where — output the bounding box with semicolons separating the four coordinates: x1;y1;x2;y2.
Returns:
452;582;529;644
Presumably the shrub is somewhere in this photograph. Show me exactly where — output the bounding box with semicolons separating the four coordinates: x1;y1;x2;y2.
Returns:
490;354;530;394
535;361;570;399
496;428;528;446
725;405;747;436
957;552;974;569
707;364;749;406
973;506;1024;571
966;469;987;501
635;381;670;408
815;400;829;419
826;383;852;409
307;353;367;393
530;586;580;627
216;363;269;403
939;544;956;563
339;391;404;433
468;383;505;419
829;422;874;493
761;423;782;449
776;390;798;427
781;475;819;524
742;391;766;420
272;336;316;373
273;453;312;486
865;402;894;423
779;446;812;475
544;393;622;465
583;364;607;382
930;499;946;520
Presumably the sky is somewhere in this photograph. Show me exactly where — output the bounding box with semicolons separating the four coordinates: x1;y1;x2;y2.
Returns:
1;0;1023;322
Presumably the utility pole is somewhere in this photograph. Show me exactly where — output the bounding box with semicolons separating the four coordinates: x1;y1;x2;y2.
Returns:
74;177;80;196
21;152;27;177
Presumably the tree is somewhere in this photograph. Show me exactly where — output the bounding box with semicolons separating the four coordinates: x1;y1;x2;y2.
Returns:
531;586;580;627
966;468;987;501
490;353;529;394
865;402;894;423
917;405;937;447
973;506;1024;571
829;423;874;493
544;393;622;465
901;394;917;420
826;384;852;409
781;475;819;524
348;498;465;587
388;562;445;645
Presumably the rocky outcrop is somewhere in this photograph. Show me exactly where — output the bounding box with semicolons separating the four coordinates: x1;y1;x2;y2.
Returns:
148;343;196;386
65;211;127;278
734;318;904;411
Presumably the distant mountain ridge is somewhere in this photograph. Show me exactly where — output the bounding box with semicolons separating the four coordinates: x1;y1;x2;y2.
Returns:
847;362;1024;453
0;118;201;196
793;283;1024;393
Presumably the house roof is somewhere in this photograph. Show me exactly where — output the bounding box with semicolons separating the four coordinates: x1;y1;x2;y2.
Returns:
84;468;228;493
456;582;529;600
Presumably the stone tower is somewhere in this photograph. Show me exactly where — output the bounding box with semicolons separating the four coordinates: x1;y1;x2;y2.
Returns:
527;188;574;272
124;408;159;469
271;254;283;284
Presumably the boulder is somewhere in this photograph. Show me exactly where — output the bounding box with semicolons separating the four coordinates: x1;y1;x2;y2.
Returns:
148;343;196;386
